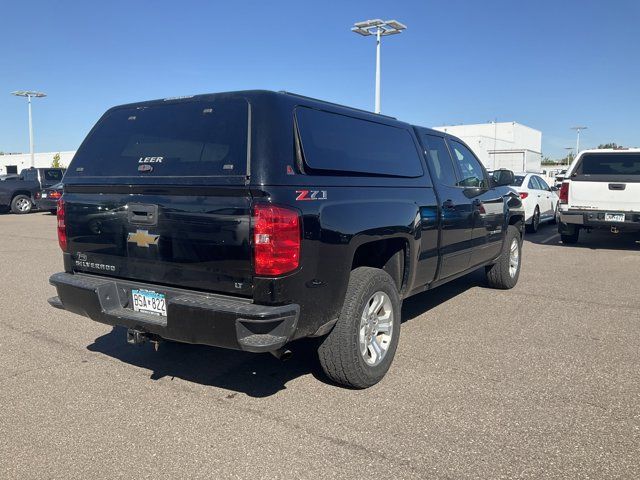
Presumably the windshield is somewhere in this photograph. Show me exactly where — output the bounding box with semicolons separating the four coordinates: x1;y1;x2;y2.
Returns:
67;99;249;178
511;175;525;187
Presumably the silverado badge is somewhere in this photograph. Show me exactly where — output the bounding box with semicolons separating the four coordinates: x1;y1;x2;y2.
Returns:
127;230;160;248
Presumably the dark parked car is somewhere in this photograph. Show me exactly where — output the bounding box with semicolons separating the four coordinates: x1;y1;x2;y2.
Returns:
48;90;524;388
0;174;40;214
20;167;66;189
35;182;63;213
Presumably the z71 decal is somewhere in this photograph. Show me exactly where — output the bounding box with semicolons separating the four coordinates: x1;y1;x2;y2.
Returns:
295;190;327;201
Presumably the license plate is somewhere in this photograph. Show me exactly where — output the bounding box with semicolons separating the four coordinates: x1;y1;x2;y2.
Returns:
605;213;625;222
131;289;167;316
41;193;47;198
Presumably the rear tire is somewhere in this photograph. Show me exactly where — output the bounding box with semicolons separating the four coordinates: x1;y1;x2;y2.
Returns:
10;195;32;214
485;225;522;290
317;267;401;389
525;207;540;233
550;203;558;225
560;230;580;244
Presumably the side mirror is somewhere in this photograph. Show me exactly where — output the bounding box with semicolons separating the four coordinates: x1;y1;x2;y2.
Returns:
491;169;514;187
550;186;558;192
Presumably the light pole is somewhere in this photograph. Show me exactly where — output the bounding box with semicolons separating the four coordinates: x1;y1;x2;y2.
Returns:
571;126;587;155
564;147;574;166
351;19;406;114
11;90;47;168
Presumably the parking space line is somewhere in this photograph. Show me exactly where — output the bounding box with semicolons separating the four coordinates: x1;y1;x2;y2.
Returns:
540;233;560;244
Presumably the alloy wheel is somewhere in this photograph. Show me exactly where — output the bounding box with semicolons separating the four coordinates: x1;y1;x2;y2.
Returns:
358;291;394;366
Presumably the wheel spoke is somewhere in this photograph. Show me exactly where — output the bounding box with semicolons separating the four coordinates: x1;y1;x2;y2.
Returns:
368;293;383;316
360;338;368;357
377;320;392;334
369;336;383;362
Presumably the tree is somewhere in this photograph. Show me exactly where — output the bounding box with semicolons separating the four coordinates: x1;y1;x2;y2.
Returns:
597;143;624;150
52;152;62;168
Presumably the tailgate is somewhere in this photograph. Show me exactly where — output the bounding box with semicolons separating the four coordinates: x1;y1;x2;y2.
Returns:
65;188;253;296
569;180;640;211
62;95;255;296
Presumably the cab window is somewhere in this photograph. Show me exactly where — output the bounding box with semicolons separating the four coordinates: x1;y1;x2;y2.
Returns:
448;140;487;188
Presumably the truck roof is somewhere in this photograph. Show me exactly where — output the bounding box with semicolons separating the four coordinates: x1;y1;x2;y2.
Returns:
576;148;640;156
105;89;447;138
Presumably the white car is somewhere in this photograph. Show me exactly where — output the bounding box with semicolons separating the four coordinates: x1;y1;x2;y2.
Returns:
558;149;640;244
510;172;559;233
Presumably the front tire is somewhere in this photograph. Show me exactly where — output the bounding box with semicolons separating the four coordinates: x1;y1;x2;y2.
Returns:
317;267;401;389
485;225;522;289
10;195;32;214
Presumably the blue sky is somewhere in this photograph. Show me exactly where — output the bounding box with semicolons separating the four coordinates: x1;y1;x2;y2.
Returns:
1;0;638;158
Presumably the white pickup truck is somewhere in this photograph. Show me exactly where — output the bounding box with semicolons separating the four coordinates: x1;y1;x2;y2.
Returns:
558;149;640;243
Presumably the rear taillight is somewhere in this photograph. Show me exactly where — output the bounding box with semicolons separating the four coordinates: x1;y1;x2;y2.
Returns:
519;192;529;200
34;192;41;200
50;190;62;200
57;198;67;251
559;182;569;204
253;204;300;276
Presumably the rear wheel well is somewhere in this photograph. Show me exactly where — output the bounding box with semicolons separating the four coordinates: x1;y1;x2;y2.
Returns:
351;238;408;292
11;191;33;201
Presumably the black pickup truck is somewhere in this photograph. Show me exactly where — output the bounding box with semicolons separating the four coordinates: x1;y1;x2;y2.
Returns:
0;175;41;214
48;90;524;388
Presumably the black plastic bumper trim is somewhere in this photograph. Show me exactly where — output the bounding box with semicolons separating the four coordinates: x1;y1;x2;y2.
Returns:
560;210;640;231
48;272;299;352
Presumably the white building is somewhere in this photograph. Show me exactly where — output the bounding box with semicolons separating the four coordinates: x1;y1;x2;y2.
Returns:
0;151;76;175
433;122;542;173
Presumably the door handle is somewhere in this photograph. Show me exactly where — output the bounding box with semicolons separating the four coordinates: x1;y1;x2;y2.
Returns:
442;199;455;209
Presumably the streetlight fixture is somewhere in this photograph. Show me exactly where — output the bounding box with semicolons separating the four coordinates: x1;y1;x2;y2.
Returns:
351;19;407;114
11;90;47;168
570;126;587;155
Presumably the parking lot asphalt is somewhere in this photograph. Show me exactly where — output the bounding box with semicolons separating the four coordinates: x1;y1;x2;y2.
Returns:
1;212;639;479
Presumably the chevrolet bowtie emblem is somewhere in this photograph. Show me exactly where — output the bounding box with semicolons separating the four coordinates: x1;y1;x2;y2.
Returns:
127;230;160;248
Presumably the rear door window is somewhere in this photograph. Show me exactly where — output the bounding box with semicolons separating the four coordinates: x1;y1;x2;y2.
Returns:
536;176;550;190
67;99;249;178
295;107;423;177
422;135;458;186
43;169;64;182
